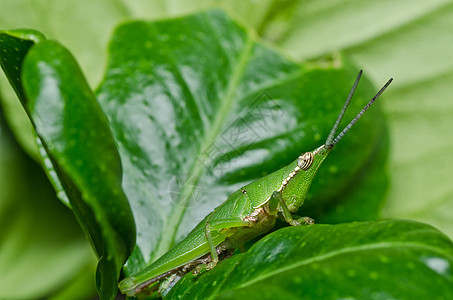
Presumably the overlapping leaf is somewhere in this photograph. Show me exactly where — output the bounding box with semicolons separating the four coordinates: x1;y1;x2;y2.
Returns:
166;220;453;299
0;31;135;299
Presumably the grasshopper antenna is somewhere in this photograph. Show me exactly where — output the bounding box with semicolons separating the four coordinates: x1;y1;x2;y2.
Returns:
327;77;393;149
325;70;362;146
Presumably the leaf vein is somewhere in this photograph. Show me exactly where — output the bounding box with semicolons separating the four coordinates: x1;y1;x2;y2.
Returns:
234;241;453;290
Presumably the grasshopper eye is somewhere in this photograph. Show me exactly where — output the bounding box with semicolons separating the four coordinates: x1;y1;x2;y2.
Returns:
297;152;314;170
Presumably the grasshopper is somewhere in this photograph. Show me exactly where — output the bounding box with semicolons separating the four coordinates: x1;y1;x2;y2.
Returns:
118;71;393;296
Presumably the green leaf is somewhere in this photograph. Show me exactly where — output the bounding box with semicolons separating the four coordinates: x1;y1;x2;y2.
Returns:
0;29;45;160
0;30;69;206
0;30;44;104
93;10;387;274
0;32;136;299
22;40;135;299
0;103;96;298
312;127;389;223
166;220;453;299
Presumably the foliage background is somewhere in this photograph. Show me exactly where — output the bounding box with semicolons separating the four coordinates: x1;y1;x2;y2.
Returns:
1;0;452;298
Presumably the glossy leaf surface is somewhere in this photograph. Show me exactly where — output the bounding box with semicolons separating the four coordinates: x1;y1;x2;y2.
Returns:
0;30;69;205
0;32;136;299
166;220;453;299
94;10;386;273
1;9;388;291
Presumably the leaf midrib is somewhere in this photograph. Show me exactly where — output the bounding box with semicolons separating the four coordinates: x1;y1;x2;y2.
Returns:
227;240;453;294
156;21;255;256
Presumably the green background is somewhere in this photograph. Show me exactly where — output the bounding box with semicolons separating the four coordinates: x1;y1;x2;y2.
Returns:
1;1;452;299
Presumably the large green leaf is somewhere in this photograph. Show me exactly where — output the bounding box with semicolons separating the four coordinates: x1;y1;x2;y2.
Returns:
93;10;387;274
166;220;453;299
0;31;136;299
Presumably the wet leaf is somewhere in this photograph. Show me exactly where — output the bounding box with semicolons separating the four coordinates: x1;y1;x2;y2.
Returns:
93;11;386;273
167;220;453;299
0;32;136;299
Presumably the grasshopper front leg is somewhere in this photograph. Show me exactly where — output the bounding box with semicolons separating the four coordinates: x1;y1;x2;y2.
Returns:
269;191;314;226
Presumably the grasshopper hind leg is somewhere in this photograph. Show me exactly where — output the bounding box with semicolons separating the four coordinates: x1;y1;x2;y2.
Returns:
296;216;315;225
192;217;256;275
192;247;234;275
290;215;315;226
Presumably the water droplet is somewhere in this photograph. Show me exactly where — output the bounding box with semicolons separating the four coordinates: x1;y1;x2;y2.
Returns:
423;257;450;275
314;132;321;141
379;255;389;263
328;165;338;173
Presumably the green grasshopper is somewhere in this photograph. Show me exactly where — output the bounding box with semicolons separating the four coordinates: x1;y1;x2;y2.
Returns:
118;71;393;296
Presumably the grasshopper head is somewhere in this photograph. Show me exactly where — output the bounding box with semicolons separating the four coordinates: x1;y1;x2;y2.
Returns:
281;71;392;212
